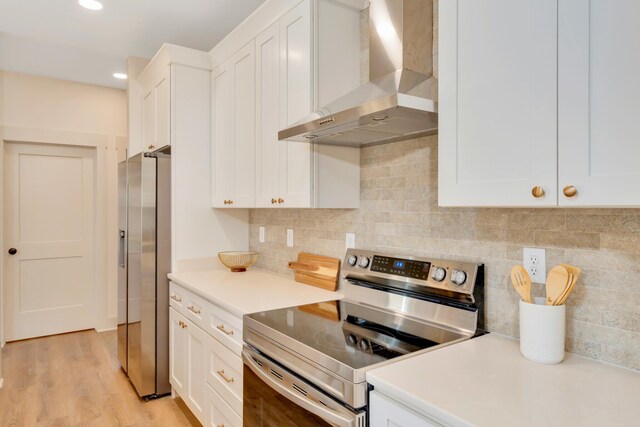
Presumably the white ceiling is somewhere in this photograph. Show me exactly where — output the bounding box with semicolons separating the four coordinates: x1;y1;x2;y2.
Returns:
0;0;265;89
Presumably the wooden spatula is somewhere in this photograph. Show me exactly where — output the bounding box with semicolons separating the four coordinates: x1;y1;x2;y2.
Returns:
546;265;569;306
557;264;581;305
510;265;532;303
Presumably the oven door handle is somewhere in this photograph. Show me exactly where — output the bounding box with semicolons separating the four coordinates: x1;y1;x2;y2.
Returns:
242;350;358;427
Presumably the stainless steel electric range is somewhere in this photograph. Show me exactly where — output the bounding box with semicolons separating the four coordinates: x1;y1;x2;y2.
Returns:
242;249;484;427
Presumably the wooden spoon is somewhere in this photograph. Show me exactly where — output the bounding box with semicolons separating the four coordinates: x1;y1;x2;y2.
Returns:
510;265;532;303
557;264;581;305
546;265;569;306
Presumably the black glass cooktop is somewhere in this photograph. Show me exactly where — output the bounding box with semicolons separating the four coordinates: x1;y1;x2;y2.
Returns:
245;300;466;370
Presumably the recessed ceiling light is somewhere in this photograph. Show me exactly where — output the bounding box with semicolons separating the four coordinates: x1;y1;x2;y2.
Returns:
113;73;128;80
79;0;103;11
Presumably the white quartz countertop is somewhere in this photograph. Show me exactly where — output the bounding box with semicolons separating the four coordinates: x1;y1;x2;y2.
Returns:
168;267;344;317
367;333;640;427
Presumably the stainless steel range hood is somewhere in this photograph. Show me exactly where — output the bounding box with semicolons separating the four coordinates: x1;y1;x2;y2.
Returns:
278;0;437;147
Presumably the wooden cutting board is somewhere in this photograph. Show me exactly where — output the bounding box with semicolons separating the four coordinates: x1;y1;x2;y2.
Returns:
288;253;340;291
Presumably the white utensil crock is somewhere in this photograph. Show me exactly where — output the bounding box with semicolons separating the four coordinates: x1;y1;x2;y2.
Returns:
519;297;565;364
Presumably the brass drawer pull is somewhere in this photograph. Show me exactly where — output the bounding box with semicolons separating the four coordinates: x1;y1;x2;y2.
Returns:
187;305;201;315
216;369;235;383
216;324;234;336
278;198;285;204
178;320;187;329
271;198;277;204
170;294;182;302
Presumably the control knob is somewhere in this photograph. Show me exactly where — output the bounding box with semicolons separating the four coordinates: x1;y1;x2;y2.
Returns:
347;255;358;266
358;257;370;268
431;267;446;282
358;339;370;351
347;334;358;345
451;269;467;286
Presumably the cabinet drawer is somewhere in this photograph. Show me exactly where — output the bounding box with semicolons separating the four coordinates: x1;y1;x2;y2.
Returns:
206;336;243;415
169;283;185;309
370;391;442;427
170;282;207;330
206;308;243;355
205;384;242;427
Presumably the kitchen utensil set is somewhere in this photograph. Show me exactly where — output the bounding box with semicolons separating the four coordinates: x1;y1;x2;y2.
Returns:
510;264;580;306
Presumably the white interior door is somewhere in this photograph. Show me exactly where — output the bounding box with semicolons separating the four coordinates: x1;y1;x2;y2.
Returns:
4;142;95;341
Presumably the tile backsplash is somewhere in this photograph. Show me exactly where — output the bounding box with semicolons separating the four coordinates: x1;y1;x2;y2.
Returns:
249;0;640;371
250;136;640;371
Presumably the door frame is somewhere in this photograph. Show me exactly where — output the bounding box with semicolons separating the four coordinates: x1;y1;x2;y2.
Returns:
0;125;110;346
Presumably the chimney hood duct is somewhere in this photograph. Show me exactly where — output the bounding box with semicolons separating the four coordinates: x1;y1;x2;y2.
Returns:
278;0;437;147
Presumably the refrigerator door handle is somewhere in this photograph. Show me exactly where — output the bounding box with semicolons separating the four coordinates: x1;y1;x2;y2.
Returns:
118;229;126;268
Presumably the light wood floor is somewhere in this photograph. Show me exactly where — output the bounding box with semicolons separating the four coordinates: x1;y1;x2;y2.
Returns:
0;330;200;427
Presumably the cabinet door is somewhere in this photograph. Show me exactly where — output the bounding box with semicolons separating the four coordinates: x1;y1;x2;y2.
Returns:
370;391;441;427
154;66;171;150
169;308;188;398
439;0;558;207
229;41;256;208
185;316;206;422
255;23;282;208
141;88;154;155
558;0;640;206
279;0;313;207
211;63;232;207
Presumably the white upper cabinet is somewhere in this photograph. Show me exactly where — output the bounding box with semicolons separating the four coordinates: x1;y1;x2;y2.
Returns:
440;0;640;207
212;42;256;208
439;0;558;207
558;0;640;206
214;0;362;209
140;65;171;155
255;23;284;207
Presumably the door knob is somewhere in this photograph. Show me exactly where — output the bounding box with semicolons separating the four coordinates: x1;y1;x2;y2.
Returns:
8;248;17;255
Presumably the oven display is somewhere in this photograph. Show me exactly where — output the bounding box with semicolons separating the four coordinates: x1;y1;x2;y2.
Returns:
371;256;431;280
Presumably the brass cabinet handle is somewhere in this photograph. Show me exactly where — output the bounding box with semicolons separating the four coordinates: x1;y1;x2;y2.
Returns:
216;369;235;383
563;185;578;198
216;324;234;336
278;198;284;204
531;186;545;198
170;294;182;302
178;320;187;329
271;198;277;204
187;305;201;315
223;199;234;205
148;144;155;150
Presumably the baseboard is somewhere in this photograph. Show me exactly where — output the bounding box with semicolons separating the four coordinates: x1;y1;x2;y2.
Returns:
95;326;117;333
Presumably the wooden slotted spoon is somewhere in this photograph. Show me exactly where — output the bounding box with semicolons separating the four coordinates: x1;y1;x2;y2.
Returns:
546;265;570;306
510;265;532;303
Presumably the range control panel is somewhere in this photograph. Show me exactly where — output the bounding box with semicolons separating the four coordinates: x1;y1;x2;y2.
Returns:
342;249;481;296
370;256;431;281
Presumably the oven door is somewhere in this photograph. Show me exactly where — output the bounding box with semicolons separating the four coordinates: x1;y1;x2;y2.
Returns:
242;347;365;427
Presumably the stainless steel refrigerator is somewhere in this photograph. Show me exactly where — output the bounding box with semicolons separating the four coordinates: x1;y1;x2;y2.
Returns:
117;148;171;399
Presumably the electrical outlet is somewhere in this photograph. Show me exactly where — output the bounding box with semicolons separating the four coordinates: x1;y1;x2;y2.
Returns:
259;226;265;243
287;229;294;247
523;247;546;284
345;233;356;249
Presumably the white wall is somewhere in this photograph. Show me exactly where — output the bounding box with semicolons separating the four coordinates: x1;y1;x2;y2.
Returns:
0;70;127;336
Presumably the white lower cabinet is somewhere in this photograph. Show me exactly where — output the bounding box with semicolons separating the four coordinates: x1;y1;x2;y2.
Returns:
370;391;443;427
206;384;242;427
170;282;244;425
169;308;206;421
